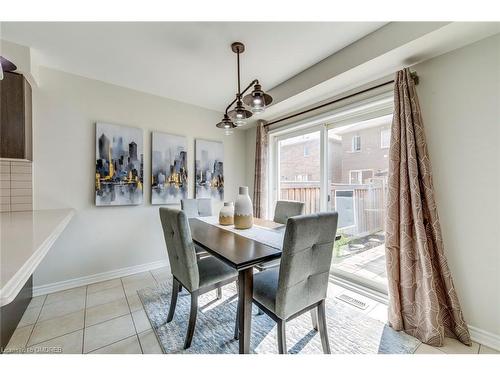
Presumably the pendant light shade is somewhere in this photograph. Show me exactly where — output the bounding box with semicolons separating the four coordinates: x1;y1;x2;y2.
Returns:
242;84;273;113
216;114;236;130
227;101;253;126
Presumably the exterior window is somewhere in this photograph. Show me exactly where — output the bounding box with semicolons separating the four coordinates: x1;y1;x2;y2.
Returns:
349;169;374;184
303;145;310;156
380;128;390;149
349;170;362;184
351;135;361;151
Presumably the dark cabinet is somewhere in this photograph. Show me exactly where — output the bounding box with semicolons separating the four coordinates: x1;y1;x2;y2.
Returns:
0;71;32;160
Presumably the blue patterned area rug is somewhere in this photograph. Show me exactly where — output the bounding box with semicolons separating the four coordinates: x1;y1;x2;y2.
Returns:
138;280;419;354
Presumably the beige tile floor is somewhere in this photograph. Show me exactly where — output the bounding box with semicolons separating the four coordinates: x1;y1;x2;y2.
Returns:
5;270;164;354
4;267;499;354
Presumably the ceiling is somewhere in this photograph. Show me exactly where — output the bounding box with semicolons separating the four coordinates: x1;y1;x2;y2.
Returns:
1;22;385;111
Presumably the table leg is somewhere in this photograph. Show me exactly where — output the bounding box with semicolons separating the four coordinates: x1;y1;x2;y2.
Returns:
237;268;253;354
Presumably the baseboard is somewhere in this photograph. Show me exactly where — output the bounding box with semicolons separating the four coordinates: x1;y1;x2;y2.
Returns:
33;259;169;297
469;325;500;351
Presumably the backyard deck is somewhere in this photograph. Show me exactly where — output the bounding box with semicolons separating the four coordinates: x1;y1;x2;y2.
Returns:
331;233;388;286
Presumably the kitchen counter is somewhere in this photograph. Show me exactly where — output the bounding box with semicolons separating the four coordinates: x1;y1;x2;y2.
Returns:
0;209;74;306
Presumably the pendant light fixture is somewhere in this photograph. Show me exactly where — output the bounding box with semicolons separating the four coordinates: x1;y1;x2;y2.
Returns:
242;83;272;114
215;114;236;135
216;42;273;134
228;100;252;126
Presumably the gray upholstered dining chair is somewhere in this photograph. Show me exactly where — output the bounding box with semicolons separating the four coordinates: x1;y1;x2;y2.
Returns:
254;200;305;273
180;198;213;218
181;198;212;261
159;207;238;349
273;200;305;224
240;212;338;354
197;198;213;217
180;199;199;218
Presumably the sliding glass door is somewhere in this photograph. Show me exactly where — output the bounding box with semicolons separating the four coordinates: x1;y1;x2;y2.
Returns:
270;94;393;294
326;115;391;293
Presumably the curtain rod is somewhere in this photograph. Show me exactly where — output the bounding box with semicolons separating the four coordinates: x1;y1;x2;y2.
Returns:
264;72;418;127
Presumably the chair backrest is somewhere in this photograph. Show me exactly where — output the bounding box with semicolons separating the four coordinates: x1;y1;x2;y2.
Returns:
275;212;338;319
181;199;199;218
197;198;213;217
159;208;199;291
273;200;305;224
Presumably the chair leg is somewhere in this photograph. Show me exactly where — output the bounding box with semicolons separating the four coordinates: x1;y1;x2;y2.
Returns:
317;299;331;354
184;291;199;350
216;287;222;300
234;282;240;340
167;277;179;323
311;308;318;331
277;320;287;354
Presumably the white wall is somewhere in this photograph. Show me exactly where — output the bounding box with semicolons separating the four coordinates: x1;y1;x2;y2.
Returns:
413;34;500;337
244;35;500;338
33;67;246;287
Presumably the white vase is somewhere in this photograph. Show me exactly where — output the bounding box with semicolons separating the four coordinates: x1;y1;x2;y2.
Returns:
234;186;253;229
219;202;234;226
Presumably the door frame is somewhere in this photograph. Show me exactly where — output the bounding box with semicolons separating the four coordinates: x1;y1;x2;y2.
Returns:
269;124;326;219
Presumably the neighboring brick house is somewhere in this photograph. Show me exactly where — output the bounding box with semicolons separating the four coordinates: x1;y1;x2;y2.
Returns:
337;122;391;184
279;136;341;182
279;136;321;181
279;119;390;184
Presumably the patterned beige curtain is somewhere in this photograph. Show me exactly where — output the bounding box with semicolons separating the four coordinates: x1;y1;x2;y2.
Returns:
253;120;268;218
385;68;471;346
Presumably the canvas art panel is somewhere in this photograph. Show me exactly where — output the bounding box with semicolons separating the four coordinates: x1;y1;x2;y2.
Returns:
151;132;188;205
95;122;144;206
195;139;224;202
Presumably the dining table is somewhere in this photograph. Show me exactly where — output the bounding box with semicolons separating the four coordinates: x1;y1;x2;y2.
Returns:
188;216;340;354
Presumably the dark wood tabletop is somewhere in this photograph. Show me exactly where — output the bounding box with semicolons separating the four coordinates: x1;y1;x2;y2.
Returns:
189;218;282;270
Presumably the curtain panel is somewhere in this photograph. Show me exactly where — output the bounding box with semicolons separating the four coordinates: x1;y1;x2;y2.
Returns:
385;68;471;346
253;121;268;218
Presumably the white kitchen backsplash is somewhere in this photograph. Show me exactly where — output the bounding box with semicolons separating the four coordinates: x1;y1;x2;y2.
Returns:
0;159;33;212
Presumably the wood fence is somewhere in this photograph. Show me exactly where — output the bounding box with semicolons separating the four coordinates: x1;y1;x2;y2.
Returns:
279;181;386;236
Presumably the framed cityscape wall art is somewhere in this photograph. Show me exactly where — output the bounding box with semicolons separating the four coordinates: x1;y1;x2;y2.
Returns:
195;139;224;202
95;122;144;206
151;132;188;205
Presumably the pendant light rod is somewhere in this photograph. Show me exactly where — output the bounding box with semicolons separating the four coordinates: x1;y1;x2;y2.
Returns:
237;49;241;96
